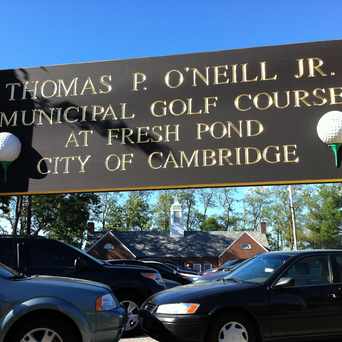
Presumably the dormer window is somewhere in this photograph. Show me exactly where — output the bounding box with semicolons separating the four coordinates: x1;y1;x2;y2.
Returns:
104;243;114;251
240;243;252;250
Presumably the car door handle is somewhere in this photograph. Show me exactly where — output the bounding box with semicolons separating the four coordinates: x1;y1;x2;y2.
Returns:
329;292;342;300
329;293;338;299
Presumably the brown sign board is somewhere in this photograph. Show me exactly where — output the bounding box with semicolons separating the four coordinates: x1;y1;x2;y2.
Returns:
1;40;342;195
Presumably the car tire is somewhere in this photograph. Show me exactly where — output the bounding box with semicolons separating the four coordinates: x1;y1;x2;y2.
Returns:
10;316;80;342
206;313;257;342
119;294;142;336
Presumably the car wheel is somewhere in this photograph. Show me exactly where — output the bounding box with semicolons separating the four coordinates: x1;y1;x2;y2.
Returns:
207;314;256;342
11;317;79;342
120;296;141;335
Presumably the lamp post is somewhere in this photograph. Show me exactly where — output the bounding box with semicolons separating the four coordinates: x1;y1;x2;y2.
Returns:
288;185;298;250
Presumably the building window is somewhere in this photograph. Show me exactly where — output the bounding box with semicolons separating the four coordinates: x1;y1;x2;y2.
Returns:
193;263;202;273
104;243;114;251
203;263;212;272
240;243;252;250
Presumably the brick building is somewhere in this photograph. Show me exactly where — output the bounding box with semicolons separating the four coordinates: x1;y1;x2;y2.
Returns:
87;226;269;272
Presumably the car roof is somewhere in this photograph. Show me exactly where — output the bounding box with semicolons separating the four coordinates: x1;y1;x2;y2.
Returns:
267;250;342;257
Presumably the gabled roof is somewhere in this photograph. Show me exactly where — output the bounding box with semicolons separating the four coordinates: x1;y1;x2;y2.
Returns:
100;230;269;258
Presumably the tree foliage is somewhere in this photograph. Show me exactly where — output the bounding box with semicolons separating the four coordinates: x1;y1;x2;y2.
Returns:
123;192;151;230
31;193;100;246
153;191;174;231
305;185;342;248
3;183;342;251
217;188;240;230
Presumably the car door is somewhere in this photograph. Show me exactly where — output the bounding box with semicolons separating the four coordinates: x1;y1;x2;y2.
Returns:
322;253;342;334
269;255;333;339
0;275;11;319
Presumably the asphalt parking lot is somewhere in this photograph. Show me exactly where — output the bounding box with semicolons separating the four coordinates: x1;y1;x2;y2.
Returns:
123;337;157;342
122;336;335;342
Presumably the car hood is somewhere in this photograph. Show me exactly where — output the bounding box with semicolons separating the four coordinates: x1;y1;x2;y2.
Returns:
196;271;228;282
19;275;111;292
148;280;256;304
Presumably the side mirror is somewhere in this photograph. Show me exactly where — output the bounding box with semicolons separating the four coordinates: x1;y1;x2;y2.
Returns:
274;277;295;288
74;257;88;272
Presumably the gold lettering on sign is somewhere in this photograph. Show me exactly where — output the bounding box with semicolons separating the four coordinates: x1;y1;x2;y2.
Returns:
295;57;328;79
150;97;218;117
147;145;300;169
234;87;342;112
37;155;92;175
5;75;113;101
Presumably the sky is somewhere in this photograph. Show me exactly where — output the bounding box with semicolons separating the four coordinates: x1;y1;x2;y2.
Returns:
1;0;342;70
0;0;342;221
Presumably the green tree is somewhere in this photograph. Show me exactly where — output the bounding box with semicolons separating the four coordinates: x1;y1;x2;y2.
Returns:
123;191;151;230
201;216;224;231
197;189;217;219
0;196;19;234
106;200;126;230
305;185;342;248
31;193;100;246
178;190;199;230
217;188;240;230
242;187;270;231
261;186;308;250
153;191;174;231
97;193;122;230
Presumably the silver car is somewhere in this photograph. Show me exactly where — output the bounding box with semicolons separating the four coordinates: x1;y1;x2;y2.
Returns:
0;262;126;342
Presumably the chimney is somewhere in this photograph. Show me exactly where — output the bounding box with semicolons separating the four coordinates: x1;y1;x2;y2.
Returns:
87;222;95;238
260;221;267;234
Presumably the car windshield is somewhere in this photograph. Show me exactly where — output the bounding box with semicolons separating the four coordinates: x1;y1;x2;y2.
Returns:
0;262;19;279
223;259;239;267
66;243;104;265
224;253;291;284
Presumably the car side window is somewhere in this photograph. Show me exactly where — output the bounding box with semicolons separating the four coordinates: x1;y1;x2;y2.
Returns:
331;255;342;283
282;256;330;287
28;240;78;268
0;239;16;269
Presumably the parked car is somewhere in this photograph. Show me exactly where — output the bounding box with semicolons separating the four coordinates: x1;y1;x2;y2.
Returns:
0;236;165;334
164;262;200;275
0;262;126;342
141;250;342;342
107;259;191;287
194;258;250;284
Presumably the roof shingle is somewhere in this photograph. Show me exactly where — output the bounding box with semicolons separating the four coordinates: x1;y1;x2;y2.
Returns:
110;230;268;258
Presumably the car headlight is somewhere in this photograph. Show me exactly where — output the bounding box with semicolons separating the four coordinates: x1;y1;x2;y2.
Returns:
96;293;118;311
156;303;200;315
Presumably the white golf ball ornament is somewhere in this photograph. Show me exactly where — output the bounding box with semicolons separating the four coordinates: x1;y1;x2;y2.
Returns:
0;132;22;182
317;111;342;167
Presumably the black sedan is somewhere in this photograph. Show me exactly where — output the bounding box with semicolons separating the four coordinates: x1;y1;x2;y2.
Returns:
140;250;342;342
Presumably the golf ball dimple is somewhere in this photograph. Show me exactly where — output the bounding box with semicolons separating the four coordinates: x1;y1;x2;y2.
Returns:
317;111;342;144
0;132;22;162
